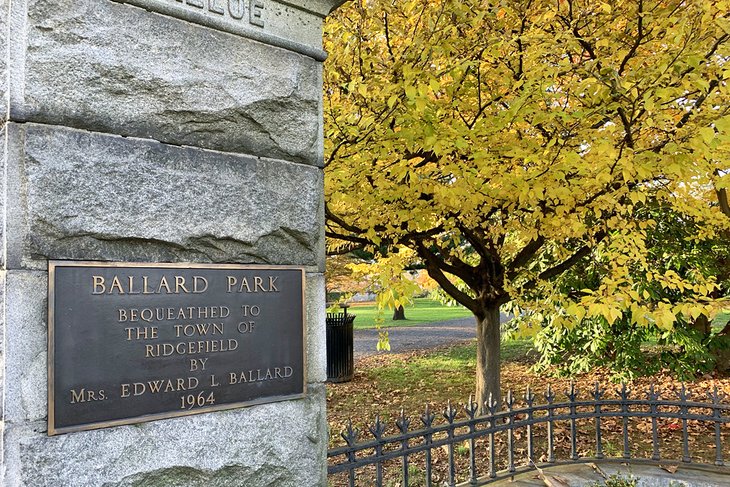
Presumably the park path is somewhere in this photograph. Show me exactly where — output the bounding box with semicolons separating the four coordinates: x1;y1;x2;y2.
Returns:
354;313;511;358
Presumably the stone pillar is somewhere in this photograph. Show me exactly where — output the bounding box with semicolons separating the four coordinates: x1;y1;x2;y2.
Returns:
1;0;342;484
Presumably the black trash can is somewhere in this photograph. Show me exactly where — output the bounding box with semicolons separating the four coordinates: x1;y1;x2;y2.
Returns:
326;311;356;383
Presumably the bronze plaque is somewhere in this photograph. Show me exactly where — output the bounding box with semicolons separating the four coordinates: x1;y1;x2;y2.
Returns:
48;261;306;435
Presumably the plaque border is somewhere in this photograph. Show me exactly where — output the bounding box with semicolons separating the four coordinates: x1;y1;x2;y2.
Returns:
47;260;308;436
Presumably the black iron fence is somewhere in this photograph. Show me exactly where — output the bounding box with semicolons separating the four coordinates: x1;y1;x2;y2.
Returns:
328;383;730;486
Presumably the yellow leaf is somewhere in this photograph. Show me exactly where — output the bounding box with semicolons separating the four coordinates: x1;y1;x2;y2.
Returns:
699;127;715;144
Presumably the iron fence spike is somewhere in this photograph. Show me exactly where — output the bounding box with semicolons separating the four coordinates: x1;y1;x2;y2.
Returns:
593;381;603;400
678;383;690;401
421;403;435;427
396;409;410;433
341;419;359;446
566;381;577;401
525;384;535;404
546;384;555;403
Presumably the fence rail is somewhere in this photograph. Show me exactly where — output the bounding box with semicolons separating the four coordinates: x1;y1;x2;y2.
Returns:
327;383;730;486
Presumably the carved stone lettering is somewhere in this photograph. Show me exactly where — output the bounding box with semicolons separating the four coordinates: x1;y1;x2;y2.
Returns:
129;0;266;27
249;0;264;27
108;0;332;62
208;0;224;14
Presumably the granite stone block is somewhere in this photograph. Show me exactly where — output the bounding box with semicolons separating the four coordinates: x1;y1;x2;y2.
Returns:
5;123;323;270
7;0;324;166
0;0;7;121
306;273;326;383
3;384;327;487
3;271;46;424
0;124;6;269
0;271;6;420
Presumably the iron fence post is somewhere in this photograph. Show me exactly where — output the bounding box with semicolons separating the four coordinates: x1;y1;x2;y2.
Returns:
680;384;691;463
594;382;604;459
545;385;555;464
396;409;411;487
465;396;479;486
620;384;630;460
421;405;436;487
648;384;660;462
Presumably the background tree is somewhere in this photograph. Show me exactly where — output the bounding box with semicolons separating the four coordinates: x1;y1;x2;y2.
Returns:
528;203;730;381
325;254;364;301
324;0;730;409
347;248;422;349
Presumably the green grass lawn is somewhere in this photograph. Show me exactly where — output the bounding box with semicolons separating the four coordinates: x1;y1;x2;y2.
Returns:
345;298;473;329
365;339;535;393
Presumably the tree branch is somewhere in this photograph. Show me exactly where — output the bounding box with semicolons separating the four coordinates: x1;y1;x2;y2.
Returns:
506;235;546;280
422;239;480;289
618;0;644;76
325;230;373;247
325;204;368;236
325;242;365;256
455;221;492;262
521;230;608;291
677;78;720;129
416;242;479;314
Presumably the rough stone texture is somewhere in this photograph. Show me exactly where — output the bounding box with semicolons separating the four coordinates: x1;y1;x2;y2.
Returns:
7;0;324;166
306;273;326;383
114;0;326;52
0;0;7;120
0;125;6;269
2;270;329;486
1;268;329;487
3;384;327;487
5;123;323;271
3;271;46;424
0;271;6;418
300;0;348;15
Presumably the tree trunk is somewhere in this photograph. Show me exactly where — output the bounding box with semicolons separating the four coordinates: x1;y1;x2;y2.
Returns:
392;305;406;320
476;304;501;414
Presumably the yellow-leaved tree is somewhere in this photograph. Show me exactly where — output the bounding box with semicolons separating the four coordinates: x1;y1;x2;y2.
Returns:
324;0;730;409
